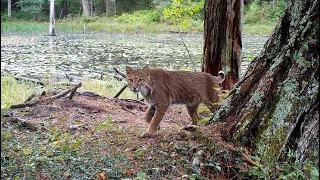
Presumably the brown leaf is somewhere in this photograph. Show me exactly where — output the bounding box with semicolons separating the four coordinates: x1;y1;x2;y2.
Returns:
95;172;106;180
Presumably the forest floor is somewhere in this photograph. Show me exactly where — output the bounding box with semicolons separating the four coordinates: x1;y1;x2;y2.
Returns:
1;88;253;179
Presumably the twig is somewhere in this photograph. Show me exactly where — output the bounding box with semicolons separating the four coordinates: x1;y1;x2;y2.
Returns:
113;67;126;81
14;76;44;86
24;93;36;103
68;82;82;99
7;117;39;131
110;120;127;123
118;98;147;105
224;143;257;166
10;82;82;109
176;25;192;61
113;84;128;98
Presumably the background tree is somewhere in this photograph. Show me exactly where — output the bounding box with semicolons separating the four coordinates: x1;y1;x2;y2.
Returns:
49;0;55;36
7;0;11;17
210;0;319;164
105;0;110;15
82;0;90;16
201;0;243;90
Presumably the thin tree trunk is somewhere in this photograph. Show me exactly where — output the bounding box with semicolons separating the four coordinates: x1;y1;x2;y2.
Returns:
223;0;243;90
114;0;117;16
8;0;11;17
90;0;93;16
210;0;319;164
202;0;242;90
61;0;67;18
82;0;90;17
106;0;110;15
49;0;56;36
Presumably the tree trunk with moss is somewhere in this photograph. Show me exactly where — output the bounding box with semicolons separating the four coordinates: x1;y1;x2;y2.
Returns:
202;0;243;90
210;0;319;164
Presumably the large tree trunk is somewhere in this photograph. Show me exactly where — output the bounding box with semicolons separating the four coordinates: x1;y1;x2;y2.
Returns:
8;0;11;17
49;0;56;36
202;0;243;90
210;0;319;164
82;0;90;17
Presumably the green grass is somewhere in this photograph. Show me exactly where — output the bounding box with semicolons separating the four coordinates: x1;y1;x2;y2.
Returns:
1;76;39;109
1;16;272;35
243;23;276;35
1;16;201;34
1;76;136;109
81;77;136;99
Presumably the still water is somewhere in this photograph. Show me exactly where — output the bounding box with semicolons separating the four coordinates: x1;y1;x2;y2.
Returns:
1;32;269;82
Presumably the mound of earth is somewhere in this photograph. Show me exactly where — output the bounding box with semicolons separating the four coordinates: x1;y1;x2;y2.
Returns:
2;88;254;179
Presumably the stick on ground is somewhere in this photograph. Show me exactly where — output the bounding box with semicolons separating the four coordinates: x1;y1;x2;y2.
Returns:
10;82;82;109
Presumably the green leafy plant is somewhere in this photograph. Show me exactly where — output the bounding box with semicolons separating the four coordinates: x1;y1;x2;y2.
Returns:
163;0;203;30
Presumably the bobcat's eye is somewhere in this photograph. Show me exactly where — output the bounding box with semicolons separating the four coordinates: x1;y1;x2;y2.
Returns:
137;79;143;83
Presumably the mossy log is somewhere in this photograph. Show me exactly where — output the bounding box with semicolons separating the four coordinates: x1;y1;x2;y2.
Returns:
210;0;319;164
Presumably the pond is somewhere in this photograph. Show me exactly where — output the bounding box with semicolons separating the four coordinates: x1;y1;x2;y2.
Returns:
1;32;269;82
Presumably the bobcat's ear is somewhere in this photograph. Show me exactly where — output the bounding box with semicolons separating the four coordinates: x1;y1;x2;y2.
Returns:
126;66;133;73
142;65;149;72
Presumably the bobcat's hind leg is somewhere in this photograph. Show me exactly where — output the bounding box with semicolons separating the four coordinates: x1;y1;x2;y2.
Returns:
186;104;199;125
178;104;200;133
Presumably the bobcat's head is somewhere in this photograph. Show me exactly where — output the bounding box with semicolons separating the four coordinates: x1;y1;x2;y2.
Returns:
126;65;152;95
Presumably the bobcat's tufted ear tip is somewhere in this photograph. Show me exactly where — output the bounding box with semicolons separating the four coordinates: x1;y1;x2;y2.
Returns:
142;65;149;72
126;66;133;73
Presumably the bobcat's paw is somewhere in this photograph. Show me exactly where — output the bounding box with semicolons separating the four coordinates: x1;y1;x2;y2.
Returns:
141;132;155;138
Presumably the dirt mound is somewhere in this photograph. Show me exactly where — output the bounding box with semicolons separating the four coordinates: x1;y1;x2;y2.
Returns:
4;90;196;135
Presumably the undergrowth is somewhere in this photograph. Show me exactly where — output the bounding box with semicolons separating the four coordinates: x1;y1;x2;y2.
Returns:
1;2;283;35
1;76;319;179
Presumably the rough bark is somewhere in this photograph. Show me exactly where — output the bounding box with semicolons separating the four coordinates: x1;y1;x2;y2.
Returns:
202;0;242;90
224;0;243;90
82;0;90;17
210;0;319;164
49;0;56;36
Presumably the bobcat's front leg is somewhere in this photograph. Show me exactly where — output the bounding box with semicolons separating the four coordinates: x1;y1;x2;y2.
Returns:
144;105;155;124
142;104;168;138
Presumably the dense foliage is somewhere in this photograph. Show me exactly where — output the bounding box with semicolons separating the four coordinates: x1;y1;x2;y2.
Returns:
1;0;285;27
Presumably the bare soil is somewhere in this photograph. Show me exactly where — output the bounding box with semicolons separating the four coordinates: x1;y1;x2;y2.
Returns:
2;90;248;179
6;90;224;139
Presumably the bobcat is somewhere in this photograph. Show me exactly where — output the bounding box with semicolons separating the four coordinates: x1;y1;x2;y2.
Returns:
125;65;225;137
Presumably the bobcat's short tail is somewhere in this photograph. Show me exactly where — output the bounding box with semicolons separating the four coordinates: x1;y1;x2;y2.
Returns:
218;71;225;83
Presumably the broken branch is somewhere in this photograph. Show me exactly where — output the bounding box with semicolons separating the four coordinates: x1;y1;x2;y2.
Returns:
113;84;128;98
10;82;82;109
7;117;39;131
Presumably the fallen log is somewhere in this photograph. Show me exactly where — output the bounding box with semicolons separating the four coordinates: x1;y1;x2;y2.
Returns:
10;82;82;109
